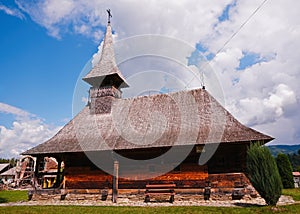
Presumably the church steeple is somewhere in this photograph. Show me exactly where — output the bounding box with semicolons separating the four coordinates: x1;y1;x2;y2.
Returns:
83;10;128;114
82;22;128;88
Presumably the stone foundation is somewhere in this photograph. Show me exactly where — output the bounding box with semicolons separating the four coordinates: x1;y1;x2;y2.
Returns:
29;187;258;202
28;173;259;202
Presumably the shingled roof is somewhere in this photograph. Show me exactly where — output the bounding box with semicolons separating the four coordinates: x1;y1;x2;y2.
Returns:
23;88;273;156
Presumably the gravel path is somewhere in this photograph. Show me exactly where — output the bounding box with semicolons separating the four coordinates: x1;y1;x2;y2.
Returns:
0;195;295;207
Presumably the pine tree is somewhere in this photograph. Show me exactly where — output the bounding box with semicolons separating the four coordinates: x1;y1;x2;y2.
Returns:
246;142;282;206
276;153;294;188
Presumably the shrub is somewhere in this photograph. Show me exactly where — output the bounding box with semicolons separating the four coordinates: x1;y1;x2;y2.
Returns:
276;153;294;188
246;142;282;206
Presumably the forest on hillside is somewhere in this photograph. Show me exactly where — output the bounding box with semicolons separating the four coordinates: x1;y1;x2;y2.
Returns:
288;151;300;171
267;145;300;171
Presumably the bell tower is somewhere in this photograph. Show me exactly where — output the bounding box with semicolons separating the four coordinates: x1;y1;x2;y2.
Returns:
83;10;128;114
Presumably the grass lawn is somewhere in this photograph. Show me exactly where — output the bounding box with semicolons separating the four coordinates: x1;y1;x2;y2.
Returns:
282;188;300;201
0;190;27;203
1;205;300;214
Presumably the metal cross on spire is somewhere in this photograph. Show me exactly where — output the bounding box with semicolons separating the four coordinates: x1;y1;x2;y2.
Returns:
107;9;112;24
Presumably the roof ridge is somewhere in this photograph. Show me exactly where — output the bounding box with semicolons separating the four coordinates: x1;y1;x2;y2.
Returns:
120;87;205;101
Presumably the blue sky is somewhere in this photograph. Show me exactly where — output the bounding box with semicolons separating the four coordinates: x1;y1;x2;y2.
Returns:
0;0;299;157
0;9;97;127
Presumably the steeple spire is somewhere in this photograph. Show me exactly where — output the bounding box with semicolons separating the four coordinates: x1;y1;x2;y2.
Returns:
82;11;128;89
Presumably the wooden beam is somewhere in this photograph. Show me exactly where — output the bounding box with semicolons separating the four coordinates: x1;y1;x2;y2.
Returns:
112;160;119;203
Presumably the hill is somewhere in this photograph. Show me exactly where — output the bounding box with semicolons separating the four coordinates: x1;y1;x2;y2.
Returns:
267;144;300;157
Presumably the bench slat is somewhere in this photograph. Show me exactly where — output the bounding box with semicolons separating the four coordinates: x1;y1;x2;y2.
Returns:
146;184;176;189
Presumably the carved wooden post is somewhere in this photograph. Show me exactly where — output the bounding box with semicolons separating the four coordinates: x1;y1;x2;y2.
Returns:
112;160;119;203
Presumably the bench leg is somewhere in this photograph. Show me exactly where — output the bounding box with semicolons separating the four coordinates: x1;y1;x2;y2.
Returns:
169;195;174;203
144;195;150;203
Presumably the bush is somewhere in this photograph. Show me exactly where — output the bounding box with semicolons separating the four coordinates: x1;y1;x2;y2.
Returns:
276;153;294;188
246;142;282;206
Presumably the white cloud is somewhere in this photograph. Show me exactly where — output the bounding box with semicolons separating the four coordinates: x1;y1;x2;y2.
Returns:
229;84;296;126
0;103;61;158
0;4;24;19
208;0;300;145
5;0;300;145
81;96;88;104
15;0;231;42
264;84;296;116
0;102;30;118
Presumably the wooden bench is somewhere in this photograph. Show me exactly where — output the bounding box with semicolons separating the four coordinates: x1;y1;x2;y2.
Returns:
144;184;176;203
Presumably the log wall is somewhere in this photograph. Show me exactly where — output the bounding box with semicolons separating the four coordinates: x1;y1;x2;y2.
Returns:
63;143;248;190
64;163;208;189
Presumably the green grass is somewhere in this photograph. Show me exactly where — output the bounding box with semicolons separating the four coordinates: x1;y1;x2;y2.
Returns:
0;189;300;213
0;205;300;214
282;188;300;201
0;190;28;203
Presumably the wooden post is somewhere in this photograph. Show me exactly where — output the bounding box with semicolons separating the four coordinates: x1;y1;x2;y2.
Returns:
34;156;41;189
34;156;40;177
55;157;62;188
112;160;119;203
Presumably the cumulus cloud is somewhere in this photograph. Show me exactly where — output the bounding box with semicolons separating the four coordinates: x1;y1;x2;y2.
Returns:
229;84;296;126
0;103;61;158
3;0;300;145
14;0;231;42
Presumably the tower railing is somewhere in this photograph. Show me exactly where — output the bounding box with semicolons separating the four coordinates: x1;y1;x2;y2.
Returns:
90;86;122;99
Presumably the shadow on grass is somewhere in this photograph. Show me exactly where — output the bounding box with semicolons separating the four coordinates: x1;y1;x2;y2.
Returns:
0;197;8;203
233;202;265;207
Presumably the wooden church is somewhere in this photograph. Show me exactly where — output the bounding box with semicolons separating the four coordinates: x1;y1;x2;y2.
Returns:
23;16;273;200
